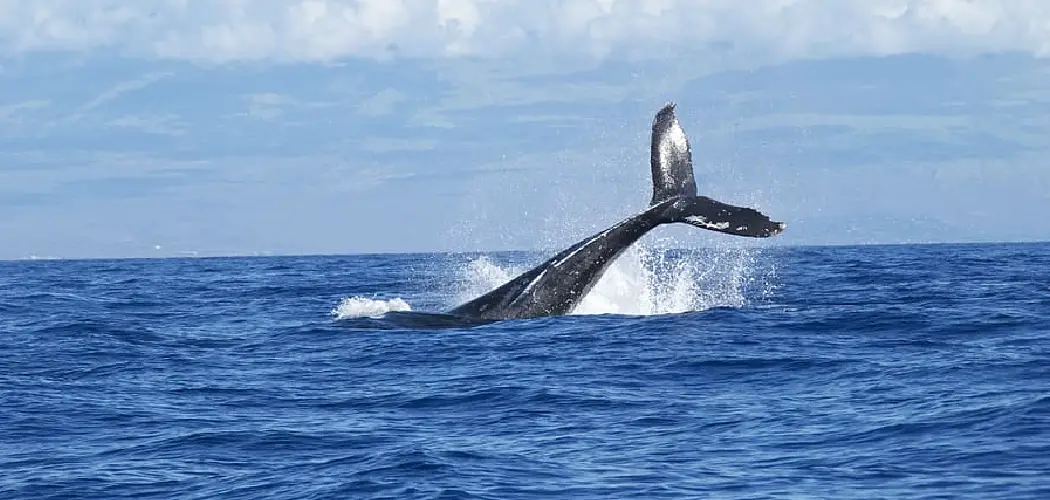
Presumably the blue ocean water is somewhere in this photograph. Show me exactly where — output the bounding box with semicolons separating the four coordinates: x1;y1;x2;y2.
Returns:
2;242;1048;499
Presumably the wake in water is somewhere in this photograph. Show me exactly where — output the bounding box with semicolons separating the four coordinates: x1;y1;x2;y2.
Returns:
332;242;773;320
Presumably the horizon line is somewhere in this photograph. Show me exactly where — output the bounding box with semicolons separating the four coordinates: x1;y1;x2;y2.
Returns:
3;239;1049;264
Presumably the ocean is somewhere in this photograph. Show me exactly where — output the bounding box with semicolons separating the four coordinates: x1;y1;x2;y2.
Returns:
2;242;1048;499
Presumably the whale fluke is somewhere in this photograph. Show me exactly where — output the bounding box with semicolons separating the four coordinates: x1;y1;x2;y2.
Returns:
447;103;786;321
650;102;697;205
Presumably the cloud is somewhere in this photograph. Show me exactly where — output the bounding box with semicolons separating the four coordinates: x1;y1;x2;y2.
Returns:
242;92;297;121
57;71;172;125
77;71;171;113
1;1;1049;66
355;88;406;117
107;113;186;136
0;99;49;122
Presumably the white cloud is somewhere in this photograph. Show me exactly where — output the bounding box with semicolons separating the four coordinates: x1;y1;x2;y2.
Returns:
242;92;297;121
107;113;186;136
0;99;50;122
78;71;171;112
0;0;1049;65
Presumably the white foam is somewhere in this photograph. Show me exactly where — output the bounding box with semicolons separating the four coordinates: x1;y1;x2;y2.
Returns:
331;296;412;319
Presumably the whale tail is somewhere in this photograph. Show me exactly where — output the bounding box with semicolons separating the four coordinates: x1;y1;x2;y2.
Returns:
649;102;698;205
649;102;785;238
664;195;786;237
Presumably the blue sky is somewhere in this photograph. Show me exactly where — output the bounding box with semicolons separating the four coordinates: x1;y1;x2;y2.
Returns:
2;0;1050;259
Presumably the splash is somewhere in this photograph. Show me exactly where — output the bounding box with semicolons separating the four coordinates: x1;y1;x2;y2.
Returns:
451;243;770;316
331;296;411;319
450;255;527;306
573;243;766;315
331;243;773;320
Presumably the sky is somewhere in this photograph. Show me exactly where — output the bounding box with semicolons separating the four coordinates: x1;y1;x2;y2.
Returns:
2;0;1050;259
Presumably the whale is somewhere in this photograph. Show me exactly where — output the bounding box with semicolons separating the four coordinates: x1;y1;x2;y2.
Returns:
445;103;786;321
